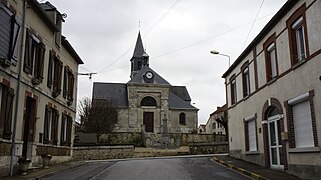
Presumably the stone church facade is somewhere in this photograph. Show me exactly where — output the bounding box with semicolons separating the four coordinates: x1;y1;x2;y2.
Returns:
93;32;198;135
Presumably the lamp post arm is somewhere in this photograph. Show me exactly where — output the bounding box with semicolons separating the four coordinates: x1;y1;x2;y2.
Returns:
219;54;230;67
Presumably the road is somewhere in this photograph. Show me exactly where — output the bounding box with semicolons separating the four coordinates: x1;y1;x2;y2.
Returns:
44;156;251;180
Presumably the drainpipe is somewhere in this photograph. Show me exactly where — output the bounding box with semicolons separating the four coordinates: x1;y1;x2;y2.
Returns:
9;0;27;176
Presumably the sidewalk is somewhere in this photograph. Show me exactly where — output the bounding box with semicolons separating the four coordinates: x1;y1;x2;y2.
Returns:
2;161;86;180
212;155;301;180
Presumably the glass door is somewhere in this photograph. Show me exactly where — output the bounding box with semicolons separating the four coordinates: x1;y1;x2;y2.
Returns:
267;115;284;169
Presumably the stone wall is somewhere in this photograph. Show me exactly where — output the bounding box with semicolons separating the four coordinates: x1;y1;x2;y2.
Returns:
78;132;226;148
72;145;134;161
189;142;229;155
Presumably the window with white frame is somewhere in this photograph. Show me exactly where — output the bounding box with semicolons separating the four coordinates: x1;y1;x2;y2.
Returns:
245;116;257;152
292;100;314;148
287;91;317;148
248;120;257;151
292;17;307;63
267;43;277;80
286;4;308;67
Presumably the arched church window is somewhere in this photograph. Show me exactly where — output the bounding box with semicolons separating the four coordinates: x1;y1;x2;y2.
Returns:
179;113;186;125
141;96;157;106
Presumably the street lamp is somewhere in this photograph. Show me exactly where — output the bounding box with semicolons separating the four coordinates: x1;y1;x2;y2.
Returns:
210;50;230;67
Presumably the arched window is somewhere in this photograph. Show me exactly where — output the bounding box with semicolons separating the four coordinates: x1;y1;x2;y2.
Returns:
140;96;156;106
179;112;186;125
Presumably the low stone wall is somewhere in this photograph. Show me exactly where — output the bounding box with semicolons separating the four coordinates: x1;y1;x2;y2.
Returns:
73;145;134;161
77;132;226;147
189;142;229;155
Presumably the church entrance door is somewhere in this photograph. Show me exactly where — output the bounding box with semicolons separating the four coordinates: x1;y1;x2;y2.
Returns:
143;112;154;132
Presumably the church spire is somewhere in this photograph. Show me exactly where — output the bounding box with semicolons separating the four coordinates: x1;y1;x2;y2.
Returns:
133;31;145;57
130;31;149;78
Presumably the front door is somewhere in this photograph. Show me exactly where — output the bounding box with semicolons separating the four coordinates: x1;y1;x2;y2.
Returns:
22;97;36;159
143;112;154;133
267;115;284;169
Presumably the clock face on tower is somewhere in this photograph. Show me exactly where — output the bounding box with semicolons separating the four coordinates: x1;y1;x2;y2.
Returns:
145;71;154;79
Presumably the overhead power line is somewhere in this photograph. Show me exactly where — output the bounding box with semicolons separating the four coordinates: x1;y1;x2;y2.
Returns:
241;0;265;51
96;0;182;73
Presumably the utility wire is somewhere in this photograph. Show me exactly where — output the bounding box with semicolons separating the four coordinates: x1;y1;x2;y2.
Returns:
241;0;264;51
98;12;275;74
96;0;181;73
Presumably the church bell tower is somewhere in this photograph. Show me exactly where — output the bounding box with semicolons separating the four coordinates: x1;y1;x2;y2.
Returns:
130;32;149;78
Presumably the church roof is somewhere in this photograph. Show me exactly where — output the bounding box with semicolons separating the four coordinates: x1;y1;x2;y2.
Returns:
92;82;128;107
170;86;191;102
128;65;171;85
133;32;145;58
169;92;198;110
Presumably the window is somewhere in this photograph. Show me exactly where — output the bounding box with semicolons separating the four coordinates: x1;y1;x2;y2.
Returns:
47;51;63;97
141;96;156;106
245;117;257;152
264;34;278;82
286;91;318;149
179;112;186;125
0;3;20;67
61;113;72;146
0;83;14;139
292;100;313;147
287;4;308;66
43;105;59;145
230;75;237;105
242;62;250;97
63;66;75;105
24;29;46;85
212;123;216;129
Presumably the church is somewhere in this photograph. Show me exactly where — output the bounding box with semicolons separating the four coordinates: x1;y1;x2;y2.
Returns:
92;32;198;135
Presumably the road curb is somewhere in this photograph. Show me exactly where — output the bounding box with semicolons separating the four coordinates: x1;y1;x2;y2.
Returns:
211;157;270;180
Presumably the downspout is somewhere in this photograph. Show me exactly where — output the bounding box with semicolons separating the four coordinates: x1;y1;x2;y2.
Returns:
9;0;27;176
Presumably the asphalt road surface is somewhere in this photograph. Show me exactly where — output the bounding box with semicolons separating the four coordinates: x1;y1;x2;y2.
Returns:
44;156;251;180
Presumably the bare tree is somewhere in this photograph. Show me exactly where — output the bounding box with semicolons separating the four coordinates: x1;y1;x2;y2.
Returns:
215;109;228;141
78;97;118;143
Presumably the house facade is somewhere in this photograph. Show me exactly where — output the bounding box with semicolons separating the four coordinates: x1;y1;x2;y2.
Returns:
93;32;198;140
0;0;83;176
205;105;227;135
223;0;321;179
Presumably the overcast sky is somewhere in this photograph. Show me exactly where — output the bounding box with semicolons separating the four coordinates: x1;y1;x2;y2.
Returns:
46;0;287;125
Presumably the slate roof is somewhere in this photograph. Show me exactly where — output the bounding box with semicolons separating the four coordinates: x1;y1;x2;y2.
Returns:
169;92;198;110
92;82;128;107
128;65;171;85
169;86;191;102
133;32;145;58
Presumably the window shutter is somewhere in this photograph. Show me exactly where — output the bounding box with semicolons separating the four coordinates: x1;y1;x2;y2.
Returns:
3;88;14;139
38;42;46;81
292;100;314;148
47;51;53;88
43;105;49;144
0;85;6;138
69;74;75;102
9;17;20;63
23;30;32;74
67;116;72;146
51;109;59;145
57;60;63;94
60;113;65;145
0;6;12;61
63;67;67;98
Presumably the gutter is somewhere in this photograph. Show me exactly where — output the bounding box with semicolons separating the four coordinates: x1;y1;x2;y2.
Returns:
9;0;27;176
